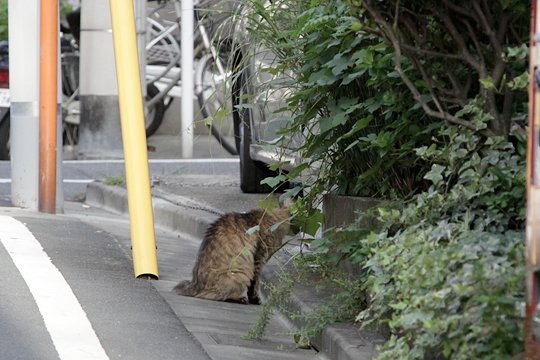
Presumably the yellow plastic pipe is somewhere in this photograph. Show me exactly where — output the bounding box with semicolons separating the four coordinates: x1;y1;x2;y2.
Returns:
109;0;158;279
38;0;58;214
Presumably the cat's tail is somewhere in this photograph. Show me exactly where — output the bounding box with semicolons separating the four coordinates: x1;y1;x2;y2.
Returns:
174;280;199;297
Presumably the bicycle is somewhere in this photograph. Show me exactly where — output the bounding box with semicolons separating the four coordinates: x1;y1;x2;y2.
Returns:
145;0;238;155
60;10;167;145
147;1;298;193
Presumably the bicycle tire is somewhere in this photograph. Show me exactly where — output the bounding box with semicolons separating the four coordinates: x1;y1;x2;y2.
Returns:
195;53;238;155
145;83;166;138
146;17;180;68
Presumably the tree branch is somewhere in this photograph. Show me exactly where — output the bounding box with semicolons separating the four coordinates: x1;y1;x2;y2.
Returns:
439;13;482;72
462;19;485;71
441;0;475;20
400;44;463;60
363;1;493;135
472;1;504;83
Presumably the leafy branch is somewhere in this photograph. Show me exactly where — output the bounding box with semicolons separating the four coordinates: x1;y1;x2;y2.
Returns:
359;0;528;137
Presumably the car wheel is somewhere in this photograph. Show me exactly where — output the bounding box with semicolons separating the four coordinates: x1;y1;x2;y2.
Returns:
144;83;166;138
0;114;9;160
232;52;275;193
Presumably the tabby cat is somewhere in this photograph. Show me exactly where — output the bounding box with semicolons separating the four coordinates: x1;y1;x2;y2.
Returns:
174;204;291;304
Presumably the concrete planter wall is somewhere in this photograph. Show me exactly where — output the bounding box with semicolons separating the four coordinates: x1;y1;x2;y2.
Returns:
322;194;380;276
323;194;380;229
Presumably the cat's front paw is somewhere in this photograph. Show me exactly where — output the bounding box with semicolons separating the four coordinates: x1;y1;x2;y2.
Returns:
225;296;249;305
248;294;261;305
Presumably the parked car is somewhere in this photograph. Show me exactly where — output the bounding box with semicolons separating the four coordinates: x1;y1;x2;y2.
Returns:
229;4;300;193
0;40;9;160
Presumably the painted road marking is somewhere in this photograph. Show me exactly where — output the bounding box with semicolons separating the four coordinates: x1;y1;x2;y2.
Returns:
0;216;109;360
64;158;239;164
0;179;94;184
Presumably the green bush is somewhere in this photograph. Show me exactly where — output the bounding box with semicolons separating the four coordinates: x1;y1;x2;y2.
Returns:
243;0;437;202
242;0;528;205
0;0;7;41
235;0;528;357
310;128;525;359
0;0;74;41
352;128;526;359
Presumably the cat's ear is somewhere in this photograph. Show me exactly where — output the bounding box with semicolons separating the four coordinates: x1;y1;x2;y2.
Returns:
281;197;294;209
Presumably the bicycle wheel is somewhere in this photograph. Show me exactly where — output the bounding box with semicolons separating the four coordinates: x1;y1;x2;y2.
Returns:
145;83;166;138
146;17;181;84
195;53;238;155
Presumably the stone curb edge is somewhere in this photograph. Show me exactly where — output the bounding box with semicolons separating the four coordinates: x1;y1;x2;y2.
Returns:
85;181;383;360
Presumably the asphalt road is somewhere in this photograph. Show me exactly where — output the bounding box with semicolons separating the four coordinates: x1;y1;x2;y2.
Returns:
0;208;211;360
0;157;238;359
0;158;239;204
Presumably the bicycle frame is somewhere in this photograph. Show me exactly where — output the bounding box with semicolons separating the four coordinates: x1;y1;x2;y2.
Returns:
145;0;229;108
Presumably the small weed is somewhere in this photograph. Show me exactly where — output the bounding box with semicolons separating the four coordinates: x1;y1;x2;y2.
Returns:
244;270;294;341
104;175;125;186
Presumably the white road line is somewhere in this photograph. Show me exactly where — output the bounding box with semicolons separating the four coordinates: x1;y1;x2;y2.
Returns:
0;179;94;184
64;158;239;164
0;216;109;360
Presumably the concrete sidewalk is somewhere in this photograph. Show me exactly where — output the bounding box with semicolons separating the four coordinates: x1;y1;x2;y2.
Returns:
84;172;384;360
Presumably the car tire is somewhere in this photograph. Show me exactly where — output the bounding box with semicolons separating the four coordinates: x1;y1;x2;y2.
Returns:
145;83;166;138
232;52;275;193
0;114;9;160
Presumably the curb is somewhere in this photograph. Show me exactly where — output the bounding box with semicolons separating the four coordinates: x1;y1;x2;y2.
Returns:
86;182;217;239
85;181;384;360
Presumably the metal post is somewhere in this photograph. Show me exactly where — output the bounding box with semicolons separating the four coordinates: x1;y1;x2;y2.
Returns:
180;0;194;158
56;17;64;214
526;0;540;356
8;0;40;210
79;0;123;159
109;0;158;279
38;0;58;214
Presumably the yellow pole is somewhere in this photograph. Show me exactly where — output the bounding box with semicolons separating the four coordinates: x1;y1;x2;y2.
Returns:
109;0;158;279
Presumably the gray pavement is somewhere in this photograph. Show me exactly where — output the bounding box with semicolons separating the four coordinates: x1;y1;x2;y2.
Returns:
0;133;382;360
0;207;210;360
83;177;383;360
65;201;326;360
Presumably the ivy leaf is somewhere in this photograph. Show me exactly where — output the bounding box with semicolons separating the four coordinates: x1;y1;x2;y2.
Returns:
246;225;260;235
258;198;279;212
303;209;324;236
342;68;367;85
288;163;309;178
261;175;288;188
327;53;351;76
308;68;338;86
424;164;446;185
507;71;528;90
279;186;303;202
339;115;373;140
390;302;408;310
479;77;495;90
270;218;290;232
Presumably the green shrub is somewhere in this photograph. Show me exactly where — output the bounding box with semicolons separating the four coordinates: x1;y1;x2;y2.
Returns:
235;0;528;357
0;0;7;41
241;0;528;205
327;128;526;359
242;0;436;202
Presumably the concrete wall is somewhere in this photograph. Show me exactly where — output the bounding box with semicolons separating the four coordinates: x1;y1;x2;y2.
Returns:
77;0;123;159
323;194;380;277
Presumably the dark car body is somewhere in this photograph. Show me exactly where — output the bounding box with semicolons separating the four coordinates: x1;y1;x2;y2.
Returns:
229;2;301;193
0;40;9;160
